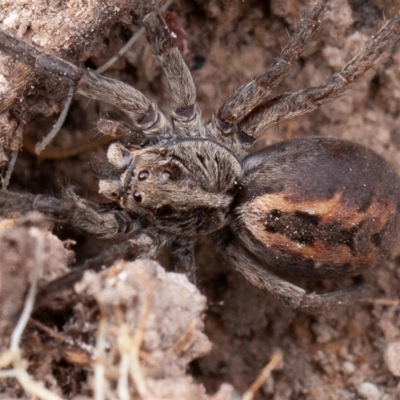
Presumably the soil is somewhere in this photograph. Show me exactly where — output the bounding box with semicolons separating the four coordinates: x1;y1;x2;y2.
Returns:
1;0;400;399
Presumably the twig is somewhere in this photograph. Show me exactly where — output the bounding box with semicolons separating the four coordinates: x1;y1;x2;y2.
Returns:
241;349;283;400
10;228;42;352
29;318;71;343
372;298;400;306
1;150;18;189
117;323;132;400
35;87;74;155
94;315;107;400
172;319;198;356
128;270;153;398
24;134;115;161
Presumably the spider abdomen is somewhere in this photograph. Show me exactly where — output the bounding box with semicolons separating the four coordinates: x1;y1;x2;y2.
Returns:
232;137;400;278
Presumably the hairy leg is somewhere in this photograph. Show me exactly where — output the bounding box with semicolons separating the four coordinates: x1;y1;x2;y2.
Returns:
225;239;374;314
0;31;171;139
140;1;202;136
170;237;196;283
36;228;165;306
214;0;328;140
237;12;400;139
0;189;140;240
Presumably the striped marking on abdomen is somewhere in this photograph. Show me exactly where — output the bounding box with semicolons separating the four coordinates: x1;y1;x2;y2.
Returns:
236;191;396;266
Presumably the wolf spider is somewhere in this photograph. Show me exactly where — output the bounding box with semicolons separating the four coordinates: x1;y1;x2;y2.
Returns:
1;0;400;313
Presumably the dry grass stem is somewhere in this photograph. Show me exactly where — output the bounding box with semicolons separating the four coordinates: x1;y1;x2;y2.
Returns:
1;150;17;189
241;349;283;400
94;315;108;400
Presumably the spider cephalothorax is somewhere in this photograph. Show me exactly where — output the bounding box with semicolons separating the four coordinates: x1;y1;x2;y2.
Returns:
101;139;241;236
1;0;400;313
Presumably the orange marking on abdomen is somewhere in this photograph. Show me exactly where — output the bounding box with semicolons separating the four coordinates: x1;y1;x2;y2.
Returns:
235;190;396;268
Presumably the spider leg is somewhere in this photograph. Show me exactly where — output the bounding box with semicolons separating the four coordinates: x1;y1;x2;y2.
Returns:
238;11;400;139
96;118;149;147
170;237;196;283
213;0;328;141
0;189;141;240
0;31;171;140
140;2;201;137
225;239;375;314
36;228;165;305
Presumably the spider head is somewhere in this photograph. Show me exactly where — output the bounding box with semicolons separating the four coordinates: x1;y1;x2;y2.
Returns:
99;143;178;208
119;147;182;212
99;139;242;235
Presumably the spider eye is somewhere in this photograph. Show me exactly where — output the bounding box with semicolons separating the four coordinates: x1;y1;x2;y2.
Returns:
138;170;149;181
133;190;142;202
162;170;172;180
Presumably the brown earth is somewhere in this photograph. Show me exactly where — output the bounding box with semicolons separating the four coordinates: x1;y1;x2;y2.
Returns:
1;0;400;399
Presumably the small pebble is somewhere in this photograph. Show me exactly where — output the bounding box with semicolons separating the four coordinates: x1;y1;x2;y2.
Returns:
384;341;400;376
341;361;355;375
357;381;382;399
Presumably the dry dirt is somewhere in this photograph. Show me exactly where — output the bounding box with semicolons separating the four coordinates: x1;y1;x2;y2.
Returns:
1;0;400;399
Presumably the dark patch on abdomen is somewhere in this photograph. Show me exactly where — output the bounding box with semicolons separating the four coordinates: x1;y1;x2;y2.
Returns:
294;211;320;225
371;231;383;247
336;226;357;253
264;209;318;245
264;209;360;251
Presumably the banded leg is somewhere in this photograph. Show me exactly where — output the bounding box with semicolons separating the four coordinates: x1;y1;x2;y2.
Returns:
0;31;171;140
96;118;149;148
36;228;165;305
213;0;329;142
140;1;202;136
0;189;141;240
237;11;400;139
225;239;375;314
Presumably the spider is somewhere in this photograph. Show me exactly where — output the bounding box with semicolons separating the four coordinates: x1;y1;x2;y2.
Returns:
1;0;400;313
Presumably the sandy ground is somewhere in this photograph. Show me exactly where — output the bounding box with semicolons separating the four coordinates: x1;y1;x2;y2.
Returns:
1;0;400;399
